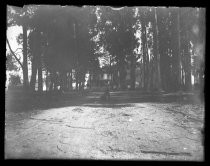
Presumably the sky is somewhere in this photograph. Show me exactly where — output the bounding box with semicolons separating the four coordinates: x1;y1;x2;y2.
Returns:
6;26;31;88
6;26;22;85
7;26;22;55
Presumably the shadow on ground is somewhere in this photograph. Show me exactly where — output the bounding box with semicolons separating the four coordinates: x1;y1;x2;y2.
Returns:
82;103;134;108
5;90;203;114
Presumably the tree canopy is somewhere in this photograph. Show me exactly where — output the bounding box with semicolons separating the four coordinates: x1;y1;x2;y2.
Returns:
7;6;205;93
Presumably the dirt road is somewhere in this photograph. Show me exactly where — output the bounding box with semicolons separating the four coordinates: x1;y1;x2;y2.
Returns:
5;92;204;160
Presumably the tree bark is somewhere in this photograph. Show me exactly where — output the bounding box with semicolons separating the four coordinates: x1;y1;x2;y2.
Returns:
49;72;54;92
60;71;65;92
30;56;38;91
177;9;182;90
38;56;43;92
142;21;147;91
89;71;92;89
118;58;126;90
145;37;150;92
22;25;29;90
70;70;73;90
185;41;192;91
66;72;69;90
54;72;59;91
76;70;79;91
64;72;68;91
154;8;162;91
130;54;136;90
46;70;49;91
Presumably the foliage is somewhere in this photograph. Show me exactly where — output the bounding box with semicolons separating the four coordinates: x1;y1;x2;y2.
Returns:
8;74;21;86
6;53;19;71
7;5;205;92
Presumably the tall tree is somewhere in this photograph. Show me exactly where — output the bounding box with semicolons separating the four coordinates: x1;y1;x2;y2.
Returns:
138;7;150;91
7;6;35;90
98;7;137;89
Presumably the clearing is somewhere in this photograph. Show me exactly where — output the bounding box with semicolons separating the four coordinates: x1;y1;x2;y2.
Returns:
5;91;204;160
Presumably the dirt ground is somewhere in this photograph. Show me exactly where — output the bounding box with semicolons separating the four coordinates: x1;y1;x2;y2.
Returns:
5;91;204;160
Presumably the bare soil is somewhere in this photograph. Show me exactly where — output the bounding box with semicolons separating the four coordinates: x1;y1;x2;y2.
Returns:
5;91;204;160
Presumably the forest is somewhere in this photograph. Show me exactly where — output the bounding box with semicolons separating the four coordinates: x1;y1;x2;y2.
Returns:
5;6;205;160
6;6;205;93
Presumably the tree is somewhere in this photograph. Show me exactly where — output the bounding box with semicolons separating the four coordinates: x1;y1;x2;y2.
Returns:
27;5;99;92
28;6;77;92
138;7;150;91
8;74;21;87
28;29;44;92
150;7;162;91
97;7;137;90
188;8;205;92
179;8;202;91
8;6;203;94
6;53;19;71
7;6;35;90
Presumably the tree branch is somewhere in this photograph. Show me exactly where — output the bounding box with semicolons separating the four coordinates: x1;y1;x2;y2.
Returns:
14;47;23;53
14;52;22;56
6;37;23;69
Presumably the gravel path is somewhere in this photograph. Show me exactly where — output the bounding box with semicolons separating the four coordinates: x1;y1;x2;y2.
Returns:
5;95;204;160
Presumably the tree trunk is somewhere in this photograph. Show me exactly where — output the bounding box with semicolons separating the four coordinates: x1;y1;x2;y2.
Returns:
49;72;54;92
81;72;85;90
22;25;29;90
177;9;182;90
60;71;67;92
181;59;185;90
78;82;81;91
70;70;73;90
54;72;59;91
119;58;126;90
154;8;162;91
146;38;150;92
38;62;43;92
89;71;92;89
181;28;192;92
158;10;171;92
185;43;192;91
142;22;147;91
130;54;136;90
64;72;67;91
76;70;79;91
30;56;38;91
66;72;69;90
46;70;49;91
60;72;63;91
140;59;144;89
199;62;204;95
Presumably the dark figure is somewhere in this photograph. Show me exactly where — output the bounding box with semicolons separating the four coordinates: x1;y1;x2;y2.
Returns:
105;84;110;100
100;82;110;101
